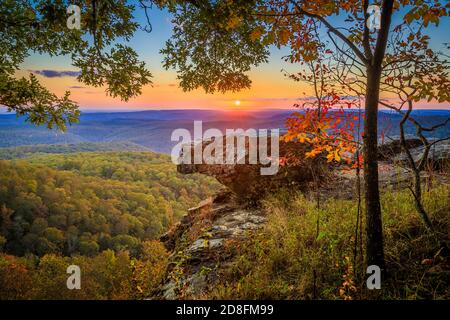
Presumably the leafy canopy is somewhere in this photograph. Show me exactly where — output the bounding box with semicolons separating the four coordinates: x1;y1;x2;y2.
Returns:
0;0;152;130
154;0;449;168
156;0;449;92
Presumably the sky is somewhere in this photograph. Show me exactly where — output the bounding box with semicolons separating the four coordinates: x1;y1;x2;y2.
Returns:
15;5;450;112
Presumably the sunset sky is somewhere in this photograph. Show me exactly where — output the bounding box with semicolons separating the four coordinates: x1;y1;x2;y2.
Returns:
15;6;450;111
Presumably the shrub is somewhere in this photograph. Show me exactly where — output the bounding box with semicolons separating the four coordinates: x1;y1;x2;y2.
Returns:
210;185;449;300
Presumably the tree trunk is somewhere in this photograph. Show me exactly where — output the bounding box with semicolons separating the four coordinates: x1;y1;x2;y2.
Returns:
364;65;385;271
398;101;434;231
412;170;434;231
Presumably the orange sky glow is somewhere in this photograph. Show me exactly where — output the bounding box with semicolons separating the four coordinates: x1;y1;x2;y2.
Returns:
13;7;450;112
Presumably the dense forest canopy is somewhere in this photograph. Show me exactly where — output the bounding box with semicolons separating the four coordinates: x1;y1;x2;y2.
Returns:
0;141;150;159
0;141;223;299
0;244;169;299
0;151;220;257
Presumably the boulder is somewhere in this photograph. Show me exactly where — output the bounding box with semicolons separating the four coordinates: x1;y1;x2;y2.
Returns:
378;138;449;169
394;140;450;170
177;136;329;203
378;138;423;161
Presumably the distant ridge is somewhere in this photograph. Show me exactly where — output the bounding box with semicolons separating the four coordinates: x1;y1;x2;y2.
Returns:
0;141;150;160
0;109;448;153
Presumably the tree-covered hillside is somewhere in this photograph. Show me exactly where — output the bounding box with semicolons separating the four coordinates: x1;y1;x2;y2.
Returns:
0;142;150;160
0;151;220;258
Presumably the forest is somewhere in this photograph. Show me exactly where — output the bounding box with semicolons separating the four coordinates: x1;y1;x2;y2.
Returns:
0;150;219;256
0;148;220;299
0;141;150;159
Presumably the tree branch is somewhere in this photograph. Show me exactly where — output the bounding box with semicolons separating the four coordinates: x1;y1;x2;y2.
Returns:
290;1;368;65
373;0;394;66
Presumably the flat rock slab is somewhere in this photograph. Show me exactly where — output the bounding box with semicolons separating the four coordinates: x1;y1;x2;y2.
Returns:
157;191;266;299
177;138;329;203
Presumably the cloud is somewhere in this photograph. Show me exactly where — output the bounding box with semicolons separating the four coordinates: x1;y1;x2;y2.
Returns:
31;70;81;78
153;83;177;88
223;95;362;103
224;97;302;102
68;85;85;89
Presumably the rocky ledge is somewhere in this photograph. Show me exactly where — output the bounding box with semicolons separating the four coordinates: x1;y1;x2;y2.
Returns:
155;138;335;299
156;191;266;299
177;138;330;203
154;137;449;299
379;137;449;169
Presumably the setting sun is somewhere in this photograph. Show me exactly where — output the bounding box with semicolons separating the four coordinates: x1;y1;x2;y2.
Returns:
234;100;241;107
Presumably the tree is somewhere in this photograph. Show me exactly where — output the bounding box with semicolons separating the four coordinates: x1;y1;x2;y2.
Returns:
330;20;450;232
0;236;6;252
0;204;14;236
79;239;100;256
283;45;362;168
0;254;34;299
378;26;450;231
0;0;152;130
43;227;65;252
131;240;169;298
156;0;449;273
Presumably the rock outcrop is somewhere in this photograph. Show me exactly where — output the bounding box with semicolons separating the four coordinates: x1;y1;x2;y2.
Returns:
394;140;450;169
155;137;331;299
177;137;329;203
378;138;423;161
378;138;449;169
156;191;266;299
155;135;370;299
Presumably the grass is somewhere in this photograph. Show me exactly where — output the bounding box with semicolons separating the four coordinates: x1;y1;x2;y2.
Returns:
208;183;449;300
